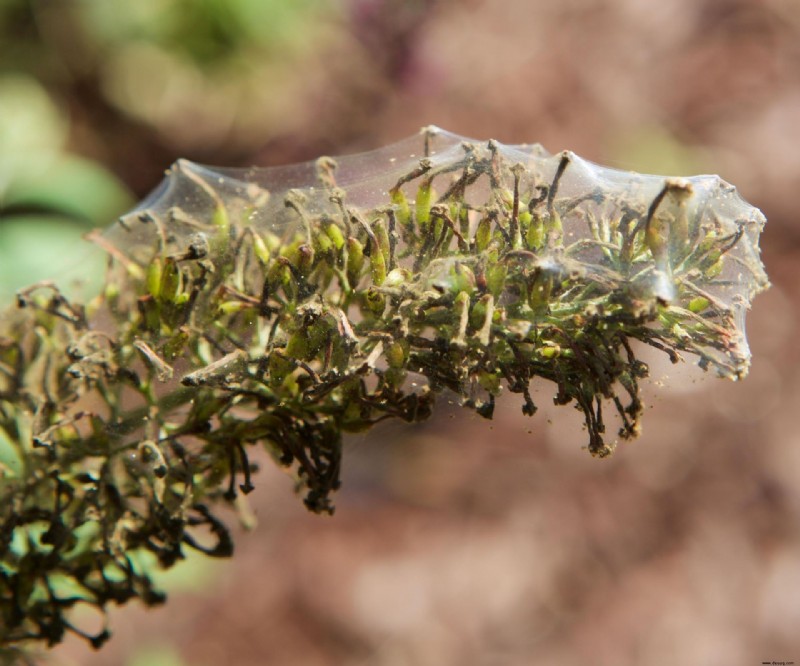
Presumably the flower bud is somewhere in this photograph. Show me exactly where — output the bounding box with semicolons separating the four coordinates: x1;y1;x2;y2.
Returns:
346;237;365;288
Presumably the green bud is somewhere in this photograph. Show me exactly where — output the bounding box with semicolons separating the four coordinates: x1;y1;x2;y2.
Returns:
212;205;229;232
538;343;561;358
528;273;553;314
373;218;391;266
252;232;271;265
475;217;492;252
469;297;486;329
266;261;292;301
485;263;507;297
314;229;333;256
705;260;723;279
526;215;544;250
147;257;163;298
518;210;532;237
544;210;563;246
645;215;669;264
688;296;710;313
325;222;345;251
386;340;409;369
296;244;315;277
369;242;387;286
346;237;365;288
448;263;476;294
702;252;723;279
416;180;433;232
218;301;253;316
159;258;183;303
391;188;411;230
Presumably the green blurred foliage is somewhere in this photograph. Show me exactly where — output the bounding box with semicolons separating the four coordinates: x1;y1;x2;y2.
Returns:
0;0;340;157
0;74;131;301
76;0;338;148
0;0;340;301
80;0;328;60
0;74;131;219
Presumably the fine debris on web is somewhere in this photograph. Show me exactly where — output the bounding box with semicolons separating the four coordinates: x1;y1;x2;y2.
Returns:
0;126;769;650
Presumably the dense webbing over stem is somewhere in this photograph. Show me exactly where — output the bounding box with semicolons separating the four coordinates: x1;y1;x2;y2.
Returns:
0;127;768;650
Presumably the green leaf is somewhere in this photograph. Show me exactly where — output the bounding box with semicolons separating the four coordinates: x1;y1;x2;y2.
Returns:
2;154;133;225
0;216;106;303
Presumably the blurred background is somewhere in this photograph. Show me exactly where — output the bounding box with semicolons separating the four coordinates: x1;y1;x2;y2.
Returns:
1;0;799;664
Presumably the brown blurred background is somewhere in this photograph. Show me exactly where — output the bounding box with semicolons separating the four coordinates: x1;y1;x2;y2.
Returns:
2;0;799;664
